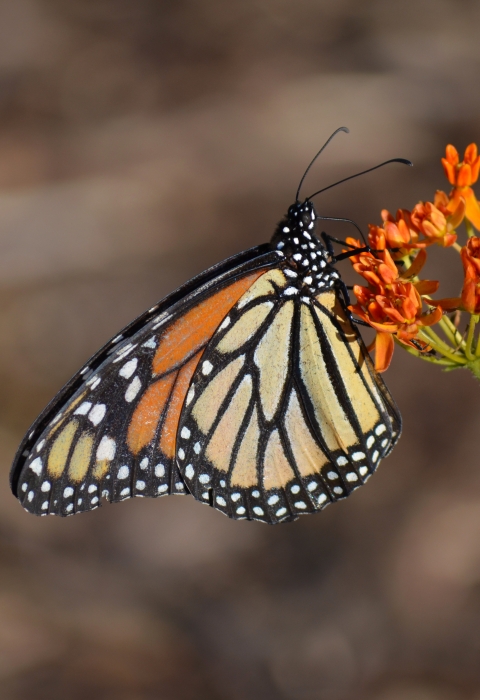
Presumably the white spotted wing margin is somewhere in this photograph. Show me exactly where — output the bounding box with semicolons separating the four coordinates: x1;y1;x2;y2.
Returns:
11;245;282;517
176;271;401;524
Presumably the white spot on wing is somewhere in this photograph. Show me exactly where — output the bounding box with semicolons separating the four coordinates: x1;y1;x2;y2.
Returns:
140;458;149;470
120;488;130;497
253;507;264;516
318;493;327;505
119;358;138;379
41;481;51;492
136;481;145;490
202;361;213;375
36;440;45;452
75;401;92;416
154;464;165;477
88;485;97;493
352;452;366;461
125;377;141;403
294;501;307;509
142;337;157;349
375;424;387;435
186;385;195;406
88;404;106;425
236;506;246;515
96;436;116;461
276;507;287;517
185;465;194;479
158;484;168;493
29;457;43;476
199;474;210;484
117;466;129;479
216;496;227;506
346;472;358;482
366;435;375;448
180;427;191;439
337;456;348;466
268;495;279;505
63;487;74;498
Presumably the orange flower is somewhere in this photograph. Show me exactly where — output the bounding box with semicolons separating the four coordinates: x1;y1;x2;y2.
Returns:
347;245;441;372
442;143;480;229
349;281;442;372
345;235;398;290
409;194;463;247
380;208;424;254
461;237;480;314
430;236;480;314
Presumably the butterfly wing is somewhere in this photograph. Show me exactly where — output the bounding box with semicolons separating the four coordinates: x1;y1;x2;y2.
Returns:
11;245;283;516
176;270;401;523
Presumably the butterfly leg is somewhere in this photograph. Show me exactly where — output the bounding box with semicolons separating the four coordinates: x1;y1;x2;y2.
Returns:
334;279;371;328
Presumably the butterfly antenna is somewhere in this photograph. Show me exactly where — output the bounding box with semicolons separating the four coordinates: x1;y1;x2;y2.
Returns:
295;126;350;203
306;158;413;201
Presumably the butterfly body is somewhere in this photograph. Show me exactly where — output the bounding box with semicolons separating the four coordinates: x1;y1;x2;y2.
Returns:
10;198;401;524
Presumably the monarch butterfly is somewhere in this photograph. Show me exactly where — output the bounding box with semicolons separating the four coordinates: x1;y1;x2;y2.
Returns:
10;128;408;524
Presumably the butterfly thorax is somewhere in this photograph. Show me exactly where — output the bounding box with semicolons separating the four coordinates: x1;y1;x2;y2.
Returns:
270;200;339;296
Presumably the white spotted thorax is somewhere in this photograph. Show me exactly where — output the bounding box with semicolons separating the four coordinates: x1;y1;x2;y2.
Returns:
271;200;339;295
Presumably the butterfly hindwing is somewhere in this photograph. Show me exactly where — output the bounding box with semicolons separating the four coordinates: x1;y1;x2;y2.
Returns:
12;246;282;516
177;272;401;523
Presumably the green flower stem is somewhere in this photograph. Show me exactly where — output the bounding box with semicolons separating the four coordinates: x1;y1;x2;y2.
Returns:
395;338;458;367
437;315;463;348
465;219;476;238
466;315;479;361
476;330;480;357
418;327;466;364
452;242;463;253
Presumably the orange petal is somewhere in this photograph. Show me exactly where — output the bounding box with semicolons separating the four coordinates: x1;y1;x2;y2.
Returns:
465;143;478;164
448;197;465;229
375;332;395;372
463;189;480;230
402;249;427;278
414;279;439;295
442;159;456;185
446;145;459;166
428;297;461;310
458;163;472;187
418;306;443;327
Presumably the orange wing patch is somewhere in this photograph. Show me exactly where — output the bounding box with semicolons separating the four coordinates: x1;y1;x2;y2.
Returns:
128;270;269;461
152;271;264;375
159;351;202;458
127;373;177;455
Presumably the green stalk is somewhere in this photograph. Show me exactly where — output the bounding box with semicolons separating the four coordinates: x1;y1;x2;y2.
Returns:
396;339;458;367
418;327;466;365
466;315;479;361
465;219;476;238
476;330;480;357
437;315;463;347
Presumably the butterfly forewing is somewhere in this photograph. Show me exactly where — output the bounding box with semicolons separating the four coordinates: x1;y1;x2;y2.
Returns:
177;274;401;524
12;247;281;516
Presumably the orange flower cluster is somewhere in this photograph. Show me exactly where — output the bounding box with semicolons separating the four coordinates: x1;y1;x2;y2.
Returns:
367;191;464;256
347;238;441;372
434;236;480;315
347;143;480;372
442;143;480;230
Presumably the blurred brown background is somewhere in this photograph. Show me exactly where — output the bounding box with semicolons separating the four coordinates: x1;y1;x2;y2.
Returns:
1;1;480;699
